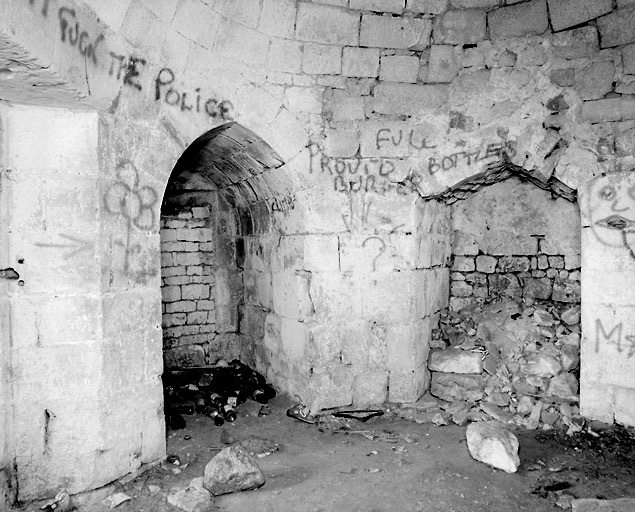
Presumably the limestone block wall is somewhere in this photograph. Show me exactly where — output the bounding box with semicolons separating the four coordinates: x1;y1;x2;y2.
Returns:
160;206;220;367
579;172;635;425
449;179;581;310
160;190;247;368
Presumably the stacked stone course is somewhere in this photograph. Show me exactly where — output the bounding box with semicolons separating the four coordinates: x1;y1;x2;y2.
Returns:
160;205;241;368
449;253;581;310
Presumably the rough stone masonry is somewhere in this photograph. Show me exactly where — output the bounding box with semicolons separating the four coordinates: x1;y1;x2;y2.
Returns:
1;0;635;506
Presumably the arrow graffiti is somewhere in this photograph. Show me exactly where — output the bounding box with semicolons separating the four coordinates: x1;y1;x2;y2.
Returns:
35;234;94;260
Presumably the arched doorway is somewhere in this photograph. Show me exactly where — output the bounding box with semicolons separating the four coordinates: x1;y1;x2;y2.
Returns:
159;122;286;426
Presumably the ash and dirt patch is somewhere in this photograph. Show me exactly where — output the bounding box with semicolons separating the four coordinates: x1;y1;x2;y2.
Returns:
56;397;635;512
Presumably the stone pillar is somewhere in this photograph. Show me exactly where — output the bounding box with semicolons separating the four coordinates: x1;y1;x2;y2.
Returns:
579;171;635;426
1;105;165;500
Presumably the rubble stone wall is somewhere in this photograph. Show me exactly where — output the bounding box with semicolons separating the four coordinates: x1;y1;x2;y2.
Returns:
449;179;581;310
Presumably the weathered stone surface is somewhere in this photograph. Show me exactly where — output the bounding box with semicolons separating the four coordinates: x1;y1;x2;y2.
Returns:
295;2;359;45
379;55;420;83
360;14;431;49
428;45;459;83
623;43;635;74
475;255;497;273
488;274;521;299
572;498;635;512
164;345;206;368
203;446;265;496
407;0;448;14
372;83;448;115
533;308;554;327
488;0;549;39
574;61;615;101
561;306;581;325
349;0;405;13
524;354;561;378
547;0;612;32
551;26;599;59
498;256;529;272
581;97;635;123
451;0;497;8
547;373;578;400
466;421;520;473
480;403;513;423
561;345;579;372
597;6;635;48
342;47;380;77
430;372;484;401
550;68;575;87
433;9;487;45
452;256;475;272
552;278;581;303
428;348;483;374
302;43;343;74
167;484;214;512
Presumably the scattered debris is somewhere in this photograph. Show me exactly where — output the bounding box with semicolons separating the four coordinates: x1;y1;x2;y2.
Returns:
331;409;384;422
466;421;520;473
203;445;265;496
101;492;132;509
164;360;277;429
286;403;317;424
40;491;71;511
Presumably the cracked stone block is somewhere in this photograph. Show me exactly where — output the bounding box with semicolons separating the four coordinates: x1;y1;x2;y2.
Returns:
428;348;483;374
430;372;484;401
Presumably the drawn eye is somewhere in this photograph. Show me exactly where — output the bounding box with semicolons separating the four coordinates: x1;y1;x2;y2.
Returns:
599;185;615;201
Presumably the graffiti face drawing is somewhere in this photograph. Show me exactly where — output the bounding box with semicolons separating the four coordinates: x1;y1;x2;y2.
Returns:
587;172;635;259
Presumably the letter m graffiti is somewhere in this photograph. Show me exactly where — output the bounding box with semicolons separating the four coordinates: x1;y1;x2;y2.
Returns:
595;319;622;353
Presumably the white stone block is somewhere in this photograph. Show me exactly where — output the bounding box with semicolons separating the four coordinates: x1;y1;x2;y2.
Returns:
388;366;429;403
361;14;431;49
259;0;297;38
303;43;343;74
324;127;360;157
427;45;459;83
372;83;448;115
285;86;324;114
296;2;360;45
267;39;303;73
379;55;420;83
342;47;380;77
350;0;405;13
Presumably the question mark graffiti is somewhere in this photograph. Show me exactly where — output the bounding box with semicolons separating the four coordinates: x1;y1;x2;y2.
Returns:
362;236;386;271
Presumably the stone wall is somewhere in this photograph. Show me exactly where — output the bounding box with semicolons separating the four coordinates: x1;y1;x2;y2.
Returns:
160;190;246;368
449;179;581;310
3;0;635;503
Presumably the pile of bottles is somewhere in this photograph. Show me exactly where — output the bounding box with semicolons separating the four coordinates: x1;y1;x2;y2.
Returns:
164;359;276;429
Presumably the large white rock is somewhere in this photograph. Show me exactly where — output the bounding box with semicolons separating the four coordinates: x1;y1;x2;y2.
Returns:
466;421;521;473
203;445;265;496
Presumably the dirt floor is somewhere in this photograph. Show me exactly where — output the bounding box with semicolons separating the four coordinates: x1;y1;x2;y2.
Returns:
26;395;635;512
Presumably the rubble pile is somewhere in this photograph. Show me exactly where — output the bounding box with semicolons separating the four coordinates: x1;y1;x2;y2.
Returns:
164;360;276;430
416;298;581;430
